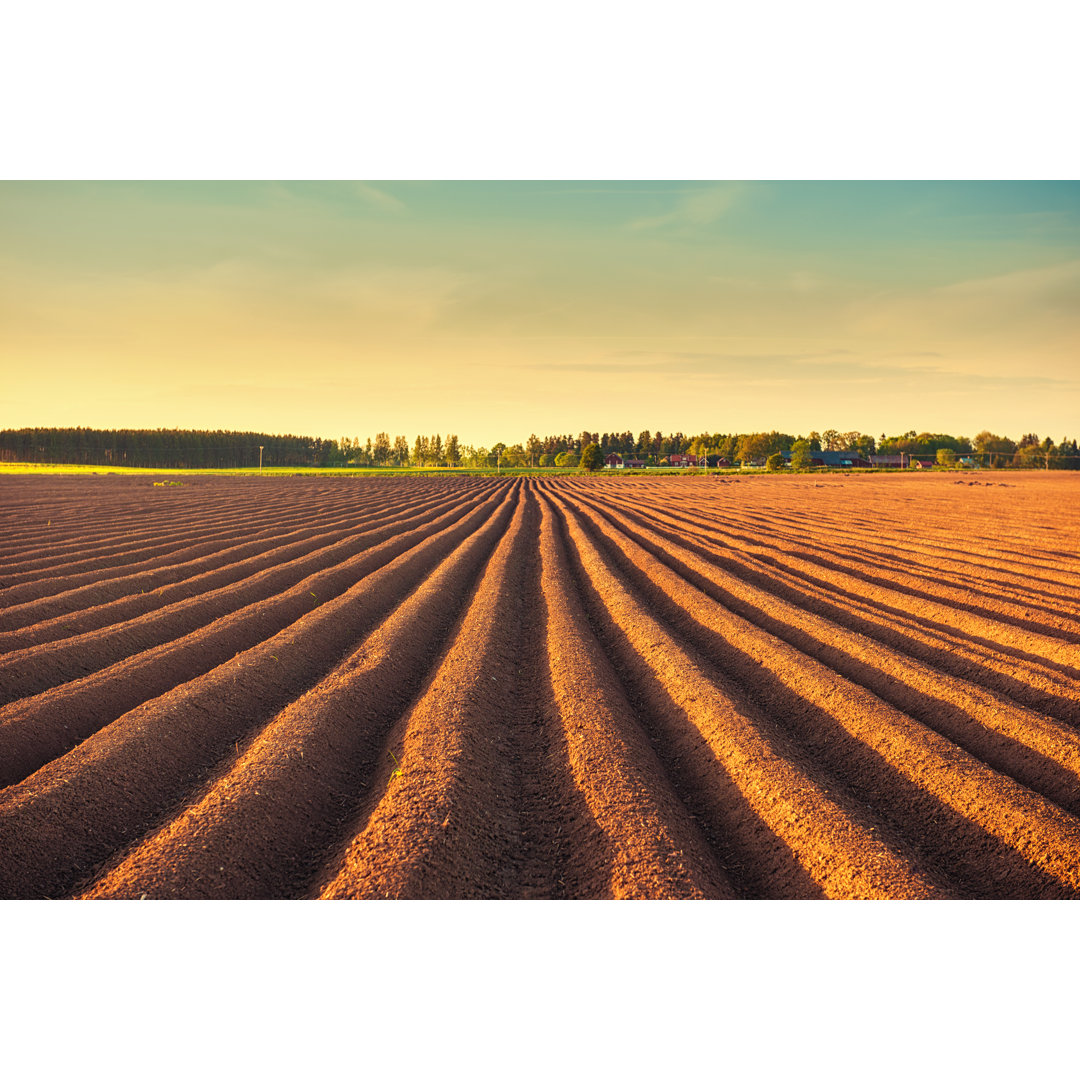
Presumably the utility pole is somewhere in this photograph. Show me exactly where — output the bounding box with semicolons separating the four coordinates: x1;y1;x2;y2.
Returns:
259;445;264;474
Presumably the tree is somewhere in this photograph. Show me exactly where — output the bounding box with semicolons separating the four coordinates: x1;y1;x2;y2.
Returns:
766;452;785;472
393;435;410;466
735;431;792;464
973;431;1017;468
1012;433;1041;468
854;433;876;457
936;448;956;467
734;433;759;464
579;442;603;471
445;434;460;467
527;433;542;467
790;439;814;471
373;432;390;465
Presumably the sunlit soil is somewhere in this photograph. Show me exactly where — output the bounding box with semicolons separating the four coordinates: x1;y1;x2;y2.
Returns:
2;471;1078;899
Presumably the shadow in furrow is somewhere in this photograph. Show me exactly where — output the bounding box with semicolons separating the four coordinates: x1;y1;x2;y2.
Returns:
0;485;479;702
570;506;1078;899
0;487;511;899
0;484;453;647
534;490;736;898
575;498;1080;815
0;488;494;788
609;492;1080;655
601;497;1080;725
548;498;829;900
314;485;608;899
81;482;535;899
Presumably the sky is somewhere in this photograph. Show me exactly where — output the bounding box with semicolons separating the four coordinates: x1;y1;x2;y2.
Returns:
2;180;1078;447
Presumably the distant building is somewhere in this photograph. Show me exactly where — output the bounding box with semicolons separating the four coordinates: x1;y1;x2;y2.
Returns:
623;458;647;469
668;453;699;468
869;454;906;468
604;453;623;468
782;450;871;468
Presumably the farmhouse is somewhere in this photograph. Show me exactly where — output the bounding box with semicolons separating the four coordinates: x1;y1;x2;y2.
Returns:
603;453;646;469
782;450;872;468
668;454;699;467
869;454;906;468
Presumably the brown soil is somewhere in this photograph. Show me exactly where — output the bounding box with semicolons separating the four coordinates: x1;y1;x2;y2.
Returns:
2;471;1079;899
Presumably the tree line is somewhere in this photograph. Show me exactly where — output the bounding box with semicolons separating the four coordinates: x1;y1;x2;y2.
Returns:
1;426;1078;470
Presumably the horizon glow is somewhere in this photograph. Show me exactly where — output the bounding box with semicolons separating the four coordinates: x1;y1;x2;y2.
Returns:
2;180;1077;446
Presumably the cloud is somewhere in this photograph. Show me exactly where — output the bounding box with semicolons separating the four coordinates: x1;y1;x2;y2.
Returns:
532;348;855;375
353;183;407;214
528;346;1080;399
936;259;1080;308
846;259;1080;352
627;184;745;231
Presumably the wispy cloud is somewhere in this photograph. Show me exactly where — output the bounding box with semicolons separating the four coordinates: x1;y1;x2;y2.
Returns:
627;183;745;231
936;259;1080;306
606;348;853;366
353;182;407;213
846;258;1080;346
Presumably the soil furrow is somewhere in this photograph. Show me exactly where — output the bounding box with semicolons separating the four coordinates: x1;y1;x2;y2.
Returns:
0;483;513;898
1;471;1077;901
316;486;585;899
567;487;1080;811
602;486;1080;646
533;491;736;898
0;491;363;579
81;484;524;899
600;488;1080;688
0;486;443;613
0;487;499;790
557;487;1080;898
0;486;478;700
547;486;940;899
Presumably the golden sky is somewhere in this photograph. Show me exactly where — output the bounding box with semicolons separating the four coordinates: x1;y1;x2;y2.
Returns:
2;180;1078;445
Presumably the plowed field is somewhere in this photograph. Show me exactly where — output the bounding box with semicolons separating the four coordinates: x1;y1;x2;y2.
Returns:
2;471;1079;899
